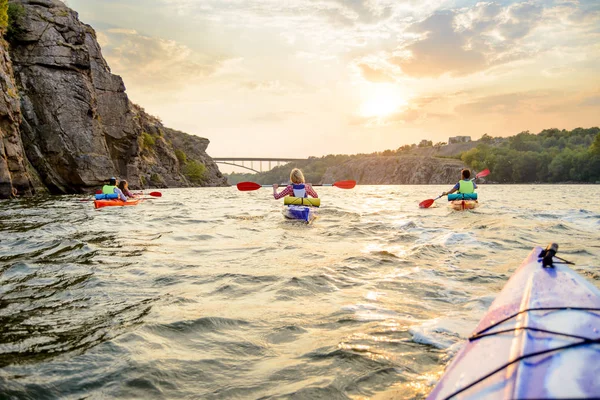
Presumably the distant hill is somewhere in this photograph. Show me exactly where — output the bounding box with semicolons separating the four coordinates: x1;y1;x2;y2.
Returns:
225;127;600;185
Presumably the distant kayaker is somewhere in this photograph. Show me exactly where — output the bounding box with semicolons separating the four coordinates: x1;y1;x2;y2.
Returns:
102;177;127;201
442;169;477;196
118;180;135;198
273;168;318;199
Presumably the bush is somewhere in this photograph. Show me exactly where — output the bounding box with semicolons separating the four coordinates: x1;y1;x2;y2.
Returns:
175;149;187;164
0;0;8;31
184;160;206;184
141;132;155;148
150;173;162;185
5;3;25;41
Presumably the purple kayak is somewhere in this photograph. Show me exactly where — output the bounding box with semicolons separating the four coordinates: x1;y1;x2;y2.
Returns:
427;245;600;399
282;205;316;223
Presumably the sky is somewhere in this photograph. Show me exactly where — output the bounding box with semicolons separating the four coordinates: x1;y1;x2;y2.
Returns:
63;0;599;163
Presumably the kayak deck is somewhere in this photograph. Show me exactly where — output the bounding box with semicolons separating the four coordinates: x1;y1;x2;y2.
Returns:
427;246;600;399
94;199;141;209
449;200;478;211
282;205;317;223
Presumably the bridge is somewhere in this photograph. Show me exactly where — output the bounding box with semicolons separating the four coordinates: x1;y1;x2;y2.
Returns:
212;157;306;173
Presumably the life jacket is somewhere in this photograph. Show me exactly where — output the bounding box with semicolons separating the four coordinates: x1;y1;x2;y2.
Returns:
458;180;474;194
292;184;306;198
102;185;117;194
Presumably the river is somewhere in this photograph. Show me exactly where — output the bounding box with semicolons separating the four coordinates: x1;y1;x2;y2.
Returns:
1;185;599;399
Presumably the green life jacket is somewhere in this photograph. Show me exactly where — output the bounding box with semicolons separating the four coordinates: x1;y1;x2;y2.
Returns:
102;185;116;194
458;180;474;194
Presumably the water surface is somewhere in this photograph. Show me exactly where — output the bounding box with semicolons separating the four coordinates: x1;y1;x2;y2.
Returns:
1;185;599;399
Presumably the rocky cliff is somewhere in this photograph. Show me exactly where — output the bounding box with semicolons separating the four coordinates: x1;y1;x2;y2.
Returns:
0;0;227;198
0;35;37;197
322;156;467;184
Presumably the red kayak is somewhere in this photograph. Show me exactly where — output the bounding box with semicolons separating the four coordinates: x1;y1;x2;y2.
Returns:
94;199;141;209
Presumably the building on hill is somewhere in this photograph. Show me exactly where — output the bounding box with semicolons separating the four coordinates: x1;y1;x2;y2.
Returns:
448;136;471;144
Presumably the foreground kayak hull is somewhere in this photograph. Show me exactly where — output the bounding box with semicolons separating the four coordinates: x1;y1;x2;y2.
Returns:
427;246;600;399
282;205;316;223
94;199;141;209
449;200;478;211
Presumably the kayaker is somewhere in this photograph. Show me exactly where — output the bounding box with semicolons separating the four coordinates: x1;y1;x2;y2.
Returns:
442;169;477;196
273;168;318;199
102;177;127;201
118;180;135;198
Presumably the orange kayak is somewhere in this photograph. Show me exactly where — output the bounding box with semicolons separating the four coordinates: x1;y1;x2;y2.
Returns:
449;200;478;211
94;199;142;209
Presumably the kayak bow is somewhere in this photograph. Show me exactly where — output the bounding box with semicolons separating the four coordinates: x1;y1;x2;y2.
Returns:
427;245;600;399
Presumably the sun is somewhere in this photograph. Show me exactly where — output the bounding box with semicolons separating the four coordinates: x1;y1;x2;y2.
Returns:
359;85;408;118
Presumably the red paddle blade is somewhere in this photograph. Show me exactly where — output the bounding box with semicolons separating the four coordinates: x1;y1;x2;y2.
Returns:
333;180;356;189
419;199;435;208
237;181;262;191
149;191;162;197
476;169;490;179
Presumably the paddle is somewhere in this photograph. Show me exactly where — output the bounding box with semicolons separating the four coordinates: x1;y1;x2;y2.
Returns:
419;169;490;209
237;180;356;191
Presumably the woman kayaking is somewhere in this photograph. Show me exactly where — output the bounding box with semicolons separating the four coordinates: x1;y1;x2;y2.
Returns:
273;168;318;199
118;180;136;198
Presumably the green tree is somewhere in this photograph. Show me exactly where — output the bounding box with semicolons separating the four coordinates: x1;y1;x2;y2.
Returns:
479;134;493;143
184;160;206;184
591;132;600;156
461;127;599;183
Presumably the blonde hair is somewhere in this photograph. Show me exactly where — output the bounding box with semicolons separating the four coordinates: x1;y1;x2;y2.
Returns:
290;168;305;184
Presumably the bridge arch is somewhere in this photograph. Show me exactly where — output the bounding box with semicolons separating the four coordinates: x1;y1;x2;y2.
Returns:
213;157;306;173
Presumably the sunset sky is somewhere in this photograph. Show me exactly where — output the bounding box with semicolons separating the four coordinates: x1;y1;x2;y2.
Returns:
64;0;599;162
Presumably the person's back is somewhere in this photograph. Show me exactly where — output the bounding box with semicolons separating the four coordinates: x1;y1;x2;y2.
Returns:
118;180;134;198
457;178;475;194
273;168;318;200
102;177;127;201
443;169;477;196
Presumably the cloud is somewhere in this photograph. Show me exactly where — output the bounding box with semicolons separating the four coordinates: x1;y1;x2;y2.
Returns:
389;2;548;77
241;80;287;94
251;111;305;122
350;107;422;127
99;29;225;91
455;90;600;115
358;63;396;83
455;91;550;115
579;95;600;107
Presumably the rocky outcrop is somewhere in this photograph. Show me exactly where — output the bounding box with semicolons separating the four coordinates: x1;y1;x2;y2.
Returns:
322;156;467;184
162;126;227;187
0;36;36;198
1;0;226;197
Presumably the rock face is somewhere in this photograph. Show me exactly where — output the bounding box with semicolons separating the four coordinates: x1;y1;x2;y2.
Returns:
1;0;227;198
0;36;36;198
321;156;467;184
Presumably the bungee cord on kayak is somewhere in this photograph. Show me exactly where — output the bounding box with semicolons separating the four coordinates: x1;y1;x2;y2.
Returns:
469;304;600;341
427;245;600;399
440;337;600;400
